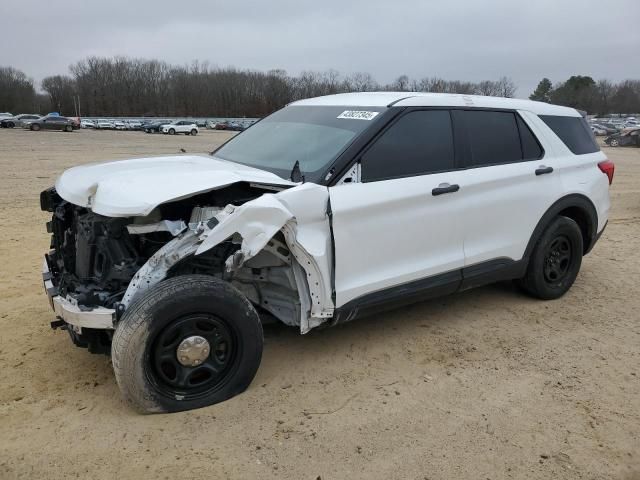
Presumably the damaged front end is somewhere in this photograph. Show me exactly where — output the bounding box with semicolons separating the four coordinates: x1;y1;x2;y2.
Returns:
41;181;334;353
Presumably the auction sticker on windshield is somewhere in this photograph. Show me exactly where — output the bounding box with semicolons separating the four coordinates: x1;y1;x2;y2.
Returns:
337;110;380;120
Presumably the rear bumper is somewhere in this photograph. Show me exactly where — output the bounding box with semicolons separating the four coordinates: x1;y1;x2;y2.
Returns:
43;259;115;330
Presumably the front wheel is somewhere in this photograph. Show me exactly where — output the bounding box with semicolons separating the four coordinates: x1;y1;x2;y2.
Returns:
112;275;263;413
190;129;198;136
168;128;175;135
609;139;619;147
64;125;73;132
31;123;41;131
516;216;583;300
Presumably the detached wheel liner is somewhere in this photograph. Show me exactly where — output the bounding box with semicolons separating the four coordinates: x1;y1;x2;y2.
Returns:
112;275;263;413
516;216;583;300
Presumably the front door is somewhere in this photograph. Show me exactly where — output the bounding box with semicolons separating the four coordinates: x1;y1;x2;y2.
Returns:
329;109;466;308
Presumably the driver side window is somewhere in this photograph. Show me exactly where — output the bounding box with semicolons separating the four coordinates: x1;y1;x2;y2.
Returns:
360;110;455;182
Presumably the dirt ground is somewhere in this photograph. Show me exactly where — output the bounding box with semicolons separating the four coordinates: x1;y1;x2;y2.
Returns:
0;127;638;480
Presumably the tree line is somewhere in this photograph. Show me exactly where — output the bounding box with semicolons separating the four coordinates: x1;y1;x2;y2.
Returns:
530;76;640;114
1;57;638;117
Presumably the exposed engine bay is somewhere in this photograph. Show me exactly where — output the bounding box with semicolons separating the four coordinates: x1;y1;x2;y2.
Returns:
41;181;334;353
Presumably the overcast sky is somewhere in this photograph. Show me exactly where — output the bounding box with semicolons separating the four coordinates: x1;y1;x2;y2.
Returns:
1;0;639;97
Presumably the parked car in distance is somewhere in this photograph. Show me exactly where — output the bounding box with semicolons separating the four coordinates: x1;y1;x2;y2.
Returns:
228;121;245;131
114;120;127;130
162;120;198;135
41;92;613;413
80;119;96;129
605;128;640;147
0;112;13;119
0;114;41;128
29;115;75;132
591;125;607;136
96;119;115;130
126;120;143;130
214;121;230;130
592;123;619;135
142;120;169;133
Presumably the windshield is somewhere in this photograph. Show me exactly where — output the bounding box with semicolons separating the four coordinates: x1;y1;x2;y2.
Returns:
213;105;385;182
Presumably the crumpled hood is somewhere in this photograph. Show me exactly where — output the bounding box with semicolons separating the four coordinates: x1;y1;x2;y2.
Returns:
55;155;294;217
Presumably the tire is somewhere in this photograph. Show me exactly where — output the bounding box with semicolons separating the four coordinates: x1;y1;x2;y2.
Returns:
31;123;40;131
64;125;73;132
168;128;175;135
7;121;14;128
609;139;619;147
112;274;263;414
190;129;198;136
516;216;583;300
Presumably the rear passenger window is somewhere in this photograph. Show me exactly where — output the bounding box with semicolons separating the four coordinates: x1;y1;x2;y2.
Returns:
516;115;543;160
361;110;454;182
540;115;599;155
460;110;523;167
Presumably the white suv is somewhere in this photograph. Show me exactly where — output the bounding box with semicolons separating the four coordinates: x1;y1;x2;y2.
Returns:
162;120;199;135
40;92;613;413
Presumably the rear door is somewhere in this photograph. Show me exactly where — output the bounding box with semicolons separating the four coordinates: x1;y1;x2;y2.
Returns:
329;109;466;308
452;109;564;269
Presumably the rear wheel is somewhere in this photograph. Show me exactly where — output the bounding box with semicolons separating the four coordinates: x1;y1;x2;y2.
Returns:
609;138;619;147
190;129;198;136
64;125;73;132
112;275;263;413
516;216;583;300
31;123;40;131
7;121;14;128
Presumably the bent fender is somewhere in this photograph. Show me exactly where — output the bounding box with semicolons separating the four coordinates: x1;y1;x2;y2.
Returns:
197;183;335;332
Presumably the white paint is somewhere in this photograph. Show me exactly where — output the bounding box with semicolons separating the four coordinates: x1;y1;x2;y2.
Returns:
329;172;467;307
127;219;187;236
291;91;580;117
195;183;335;331
55;155;294;217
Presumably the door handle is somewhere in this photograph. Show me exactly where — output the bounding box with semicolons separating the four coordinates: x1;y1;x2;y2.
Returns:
535;166;554;176
432;183;460;196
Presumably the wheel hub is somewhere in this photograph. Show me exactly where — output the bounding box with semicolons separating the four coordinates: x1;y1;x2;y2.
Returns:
176;336;210;367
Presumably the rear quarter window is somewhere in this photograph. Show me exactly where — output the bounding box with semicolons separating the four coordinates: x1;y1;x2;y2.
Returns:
540;115;599;155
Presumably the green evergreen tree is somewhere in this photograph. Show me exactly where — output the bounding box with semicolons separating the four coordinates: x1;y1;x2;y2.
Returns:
529;78;553;103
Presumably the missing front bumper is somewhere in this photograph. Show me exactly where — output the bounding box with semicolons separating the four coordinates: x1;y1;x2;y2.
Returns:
42;259;115;330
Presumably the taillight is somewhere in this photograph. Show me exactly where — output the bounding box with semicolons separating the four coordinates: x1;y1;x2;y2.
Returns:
598;160;615;185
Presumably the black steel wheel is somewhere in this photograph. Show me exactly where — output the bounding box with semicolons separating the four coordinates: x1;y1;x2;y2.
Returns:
542;235;572;284
516;216;583;300
149;313;236;400
112;275;263;413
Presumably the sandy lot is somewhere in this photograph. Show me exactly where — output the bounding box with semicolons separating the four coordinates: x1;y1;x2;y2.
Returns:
0;128;638;479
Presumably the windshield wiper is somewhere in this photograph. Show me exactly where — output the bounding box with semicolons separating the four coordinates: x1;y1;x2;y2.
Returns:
289;160;305;183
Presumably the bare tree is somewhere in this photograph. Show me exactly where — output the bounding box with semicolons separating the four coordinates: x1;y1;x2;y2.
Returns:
41;75;76;115
495;76;516;98
0;66;38;113
346;72;377;92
